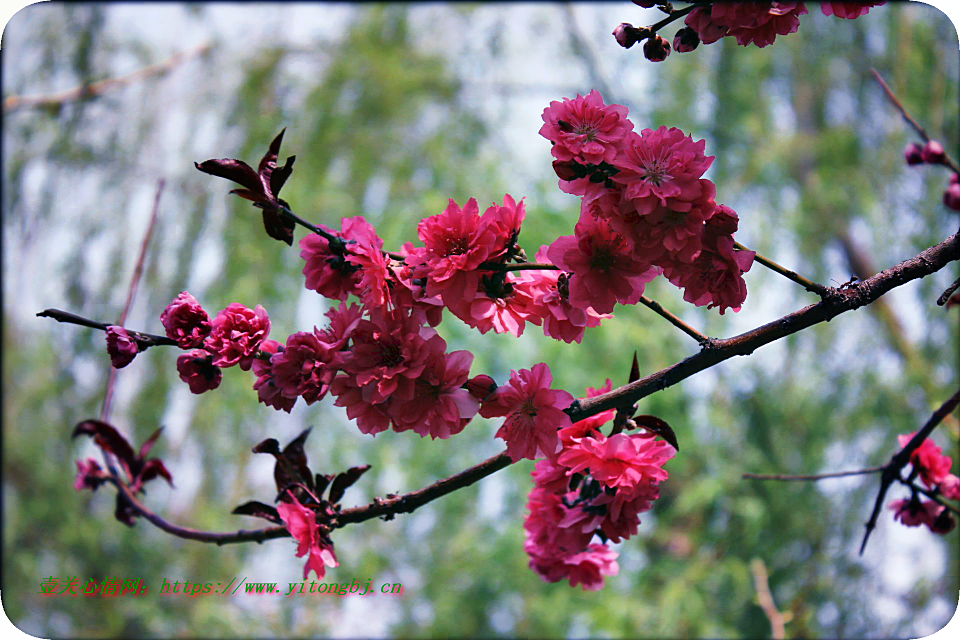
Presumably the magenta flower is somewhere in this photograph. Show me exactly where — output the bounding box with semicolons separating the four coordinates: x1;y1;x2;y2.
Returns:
447;272;541;337
662;232;755;315
709;2;808;48
480;363;574;462
547;216;659;315
643;35;671;62
271;331;336;405
921;140;946;165
944;183;960;212
940;474;960;501
558;433;674;493
105;326;139;368
539;90;633;165
889;498;947;531
74;458;105;492
251;339;296;413
276;492;339;580
904;142;924;165
176;349;223;394
820;2;884;19
684;7;729;45
345;241;395;309
330;375;394;436
413;198;497;307
613;126;714;217
630;179;718;264
673;26;700;53
390;349;480;440
480;194;527;258
317;302;364;354
898;432;953;488
204;303;270;369
299;216;383;300
160;291;211;349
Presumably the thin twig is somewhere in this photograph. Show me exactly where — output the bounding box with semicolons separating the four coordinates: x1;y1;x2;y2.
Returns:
37;309;176;348
859;387;960;555
871;69;960;175
4;43;211;113
903;480;960;516
735;242;829;296
750;558;786;640
639;295;712;346
938;276;960;306
742;466;884;481
102;179;164;420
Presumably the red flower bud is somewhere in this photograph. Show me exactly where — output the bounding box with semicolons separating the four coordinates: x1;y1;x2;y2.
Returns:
673;27;700;53
552;160;579;182
921;140;946;164
613;23;641;49
943;183;960;211
643;35;671;62
903;142;923;165
465;374;497;402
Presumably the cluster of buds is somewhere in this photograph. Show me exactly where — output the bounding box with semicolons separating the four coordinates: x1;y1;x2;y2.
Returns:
904;140;960;212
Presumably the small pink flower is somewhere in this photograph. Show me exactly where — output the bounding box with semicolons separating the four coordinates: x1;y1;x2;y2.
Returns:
480;363;574;461
176;349;222;394
300;216;383;300
271;331;336;405
547;216;658;315
317;302;364;354
105;326;139;368
944;183;960;212
820;2;884;19
160;291;211;349
558;379;615;444
612;126;714;217
204;303;270;369
558;433;674;493
684;7;729;45
74;458;105;492
921;140;946;165
481;194;527;258
251;340;296;413
276;493;339;581
673;26;700;53
558;544;620;591
889;498;942;529
643;34;671;62
330;375;394;436
446;272;541;337
898;432;953;488
539;90;633;166
662;232;754;314
939;474;960;501
390;349;480;439
629;179;718;264
709;2;808;49
345;242;395;309
904;142;924;165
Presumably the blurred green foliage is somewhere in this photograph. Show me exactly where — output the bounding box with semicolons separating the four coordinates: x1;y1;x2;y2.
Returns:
2;3;958;638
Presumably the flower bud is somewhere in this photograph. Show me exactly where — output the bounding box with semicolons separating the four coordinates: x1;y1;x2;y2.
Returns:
612;23;641;49
903;142;923;165
105;326;139;368
552;160;579;182
951;172;959;185
673;26;700;53
943;183;960;211
931;508;956;535
921;140;946;164
643;35;671;62
465;374;497;402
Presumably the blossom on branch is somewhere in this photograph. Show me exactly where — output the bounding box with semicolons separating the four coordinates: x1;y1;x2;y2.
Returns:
105;326;139;369
204;303;271;370
897;432;953;489
251;339;296;412
390;349;480;440
276;492;339;581
160;291;211;349
299;216;383;301
271;331;336;405
176;349;222;394
820;2;885;19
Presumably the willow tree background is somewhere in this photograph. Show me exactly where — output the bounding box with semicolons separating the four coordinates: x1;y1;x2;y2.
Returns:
2;2;958;638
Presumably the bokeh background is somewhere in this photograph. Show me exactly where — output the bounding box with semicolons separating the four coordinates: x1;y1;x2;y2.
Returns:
2;2;959;637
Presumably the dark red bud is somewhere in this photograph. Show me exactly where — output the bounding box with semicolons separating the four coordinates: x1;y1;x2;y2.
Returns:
673;26;700;53
466;375;497;402
903;142;923;165
943;183;960;211
643;35;671;62
931;509;956;534
613;23;641;49
552;160;579;182
921;140;946;164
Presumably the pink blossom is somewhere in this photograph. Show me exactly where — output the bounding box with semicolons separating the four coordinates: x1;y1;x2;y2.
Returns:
204;303;270;369
160;291;211;349
343;308;443;404
531;458;573;495
330;375;394;436
889;498;944;530
939;474;960;501
709;2;808;48
526;540;619;590
271;330;336;405
612;126;714;217
276;493;339;580
447;272;541;337
558;433;674;493
413;198;497;307
898;432;953;488
74;458;105;492
629;179;718;264
480;363;574;461
299;217;383;300
673;26;700;53
317;302;364;354
176;349;223;394
539;90;633;166
820;2;884;19
390;349;480;439
684;7;729;45
251;339;296;413
547;216;658;315
558;379;615;444
345;242;395;309
481;194;527;258
105;326;139;368
662;232;754;314
921;140;946;165
523;487;594;556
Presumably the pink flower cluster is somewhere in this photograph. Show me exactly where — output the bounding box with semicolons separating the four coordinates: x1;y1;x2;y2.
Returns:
520;380;675;589
542;92;755;314
888;432;958;535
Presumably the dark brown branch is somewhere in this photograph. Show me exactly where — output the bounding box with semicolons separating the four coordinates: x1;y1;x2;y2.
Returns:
859;387;960;555
735;241;828;296
37;309;177;348
4;43;211;113
938;276;960;306
742;466;884;481
567;230;960;423
872;69;960;175
102;451;513;545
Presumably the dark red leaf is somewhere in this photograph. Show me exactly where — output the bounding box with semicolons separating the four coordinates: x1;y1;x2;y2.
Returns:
274;428;313;493
252;438;281;455
629;351;640;384
315;473;335;499
231;501;281;524
138;427;164;461
271;155;296;195
194;159;260;193
633;414;679;451
261;208;294;245
328;465;371;504
137;459;174;487
114;493;137;527
72;420;136;472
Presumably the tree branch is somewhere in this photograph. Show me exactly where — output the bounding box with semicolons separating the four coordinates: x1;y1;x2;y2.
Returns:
735;241;828;296
639;295;713;346
938;275;960;306
37;308;177;348
742;467;884;481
